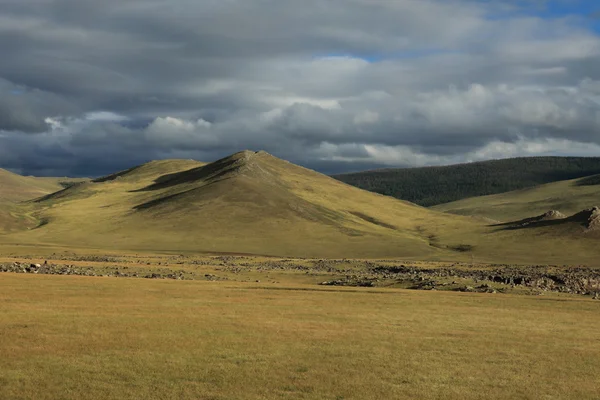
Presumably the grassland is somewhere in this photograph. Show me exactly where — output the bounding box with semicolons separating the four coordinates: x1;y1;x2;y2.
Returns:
1;272;598;400
0;168;83;203
433;174;600;222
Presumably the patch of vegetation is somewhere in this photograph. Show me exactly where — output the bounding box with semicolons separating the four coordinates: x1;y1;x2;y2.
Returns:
334;156;600;206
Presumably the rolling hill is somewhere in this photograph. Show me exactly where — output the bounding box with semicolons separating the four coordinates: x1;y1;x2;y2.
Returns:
333;157;600;206
1;151;485;259
0;168;75;203
0;168;86;233
2;151;600;264
433;174;600;223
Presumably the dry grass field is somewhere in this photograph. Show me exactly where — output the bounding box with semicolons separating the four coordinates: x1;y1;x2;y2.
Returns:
1;273;599;400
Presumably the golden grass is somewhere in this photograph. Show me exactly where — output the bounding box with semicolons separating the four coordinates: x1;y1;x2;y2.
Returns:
0;169;87;234
0;168;81;203
1;273;599;400
433;175;600;222
1;152;480;259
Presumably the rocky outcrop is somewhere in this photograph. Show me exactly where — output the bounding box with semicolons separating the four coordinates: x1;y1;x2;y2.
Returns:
569;206;600;231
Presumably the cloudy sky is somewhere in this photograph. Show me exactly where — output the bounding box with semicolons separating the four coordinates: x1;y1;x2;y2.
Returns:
1;0;600;176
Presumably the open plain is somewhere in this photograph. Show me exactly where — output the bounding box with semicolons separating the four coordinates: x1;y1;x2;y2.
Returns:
2;265;599;400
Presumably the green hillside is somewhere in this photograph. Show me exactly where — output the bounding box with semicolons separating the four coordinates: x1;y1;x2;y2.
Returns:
333;157;600;206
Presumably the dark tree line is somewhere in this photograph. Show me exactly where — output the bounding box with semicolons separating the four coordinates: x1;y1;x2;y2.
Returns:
333;157;600;207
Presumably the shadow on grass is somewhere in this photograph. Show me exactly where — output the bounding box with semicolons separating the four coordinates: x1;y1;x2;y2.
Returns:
131;154;250;193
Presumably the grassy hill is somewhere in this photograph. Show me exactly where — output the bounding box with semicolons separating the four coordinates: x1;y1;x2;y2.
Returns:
1;151;486;259
333;157;600;206
0;168;75;202
0;169;86;233
2;151;600;264
434;174;600;223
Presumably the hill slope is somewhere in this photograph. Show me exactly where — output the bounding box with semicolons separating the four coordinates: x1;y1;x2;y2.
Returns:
333;157;600;206
1;151;484;259
434;174;600;223
3;151;600;264
0;169;86;233
0;168;76;203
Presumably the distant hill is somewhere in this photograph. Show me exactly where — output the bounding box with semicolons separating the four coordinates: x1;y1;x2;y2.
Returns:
0;168;78;203
0;168;86;233
333;157;600;207
433;174;600;223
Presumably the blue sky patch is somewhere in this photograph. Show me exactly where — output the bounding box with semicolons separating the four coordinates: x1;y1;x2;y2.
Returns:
485;0;600;33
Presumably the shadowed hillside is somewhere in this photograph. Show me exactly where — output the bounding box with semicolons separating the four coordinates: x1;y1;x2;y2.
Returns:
93;159;204;183
334;157;600;206
492;207;600;238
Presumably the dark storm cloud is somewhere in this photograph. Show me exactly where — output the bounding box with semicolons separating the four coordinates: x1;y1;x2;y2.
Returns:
0;79;78;133
1;0;600;175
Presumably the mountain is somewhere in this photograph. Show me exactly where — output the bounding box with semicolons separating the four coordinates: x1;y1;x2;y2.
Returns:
1;151;484;259
333;157;600;207
433;174;600;223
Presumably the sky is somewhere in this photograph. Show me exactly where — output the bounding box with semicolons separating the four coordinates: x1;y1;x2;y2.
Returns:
1;0;600;177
